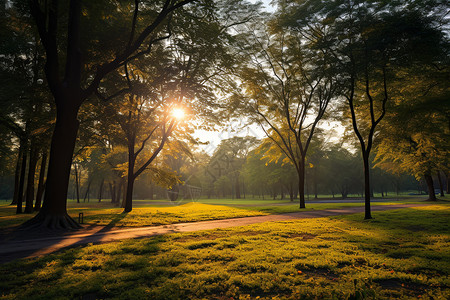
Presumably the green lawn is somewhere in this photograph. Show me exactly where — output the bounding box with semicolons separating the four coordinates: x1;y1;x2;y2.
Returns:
0;197;436;229
0;205;448;299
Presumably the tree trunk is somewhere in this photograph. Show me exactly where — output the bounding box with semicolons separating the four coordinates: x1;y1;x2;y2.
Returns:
24;145;39;213
74;163;81;203
83;179;92;202
21;104;81;229
424;173;437;201
16;143;28;214
34;150;48;211
446;172;449;194
289;182;294;202
362;153;372;219
298;160;306;209
11;146;23;206
124;140;136;212
436;171;444;197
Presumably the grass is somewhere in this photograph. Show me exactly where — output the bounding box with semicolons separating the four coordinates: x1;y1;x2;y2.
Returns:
0;196;443;229
0;205;448;299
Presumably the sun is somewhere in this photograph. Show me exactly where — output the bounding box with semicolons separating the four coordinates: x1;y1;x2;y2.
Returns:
171;108;185;120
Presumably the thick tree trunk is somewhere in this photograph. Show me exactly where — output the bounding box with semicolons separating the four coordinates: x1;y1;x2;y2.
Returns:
436;171;444;197
362;153;372;219
21;104;81;229
24;145;39;213
16;144;27;214
35;150;48;211
11;146;23;206
124;176;135;212
446;172;449;194
424;173;437;201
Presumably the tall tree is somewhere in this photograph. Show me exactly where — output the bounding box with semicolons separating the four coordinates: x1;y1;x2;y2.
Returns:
282;0;449;218
22;0;201;229
236;18;336;208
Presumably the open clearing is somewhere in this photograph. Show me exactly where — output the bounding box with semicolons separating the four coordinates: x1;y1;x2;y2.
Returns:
0;202;448;299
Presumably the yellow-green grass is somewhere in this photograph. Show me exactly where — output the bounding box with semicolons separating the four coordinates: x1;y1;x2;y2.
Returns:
0;198;445;229
0;205;448;299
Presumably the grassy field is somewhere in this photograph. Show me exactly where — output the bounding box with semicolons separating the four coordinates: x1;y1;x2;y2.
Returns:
0;196;436;229
0;205;448;299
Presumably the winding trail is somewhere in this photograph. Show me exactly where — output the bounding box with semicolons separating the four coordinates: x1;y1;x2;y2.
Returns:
0;204;427;263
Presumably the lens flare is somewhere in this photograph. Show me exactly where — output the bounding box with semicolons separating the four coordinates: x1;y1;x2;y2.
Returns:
172;108;185;120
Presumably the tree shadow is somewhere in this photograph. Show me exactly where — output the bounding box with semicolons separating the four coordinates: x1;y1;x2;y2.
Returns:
0;212;130;264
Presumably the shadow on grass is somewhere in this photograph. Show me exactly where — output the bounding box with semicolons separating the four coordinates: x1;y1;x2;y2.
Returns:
0;211;130;264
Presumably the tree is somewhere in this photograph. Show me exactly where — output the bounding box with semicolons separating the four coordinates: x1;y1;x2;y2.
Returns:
282;0;449;218
235;16;336;208
22;0;203;229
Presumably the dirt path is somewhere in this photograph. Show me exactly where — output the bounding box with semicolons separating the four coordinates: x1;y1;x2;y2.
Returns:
0;204;427;263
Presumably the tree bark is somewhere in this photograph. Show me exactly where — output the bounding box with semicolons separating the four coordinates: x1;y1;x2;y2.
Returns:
74;162;80;203
11;146;23;206
436;170;445;197
24;145;39;213
21;103;81;229
298;159;306;208
424;173;437;201
34;151;48;211
362;152;372;219
83;179;92;202
16;143;28;214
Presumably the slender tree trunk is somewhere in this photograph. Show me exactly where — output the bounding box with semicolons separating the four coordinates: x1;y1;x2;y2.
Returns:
124;140;136;212
74;163;80;203
446;172;449;194
83;179;92;202
22;103;82;229
436;171;444;197
362;153;372;219
424;173;437;201
298;159;306;209
289;182;294;202
35;151;47;211
25;145;39;213
98;178;104;202
16;143;28;214
11;146;23;205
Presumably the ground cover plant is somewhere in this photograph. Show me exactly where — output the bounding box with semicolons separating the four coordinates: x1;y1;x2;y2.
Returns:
0;197;432;229
0;205;448;299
